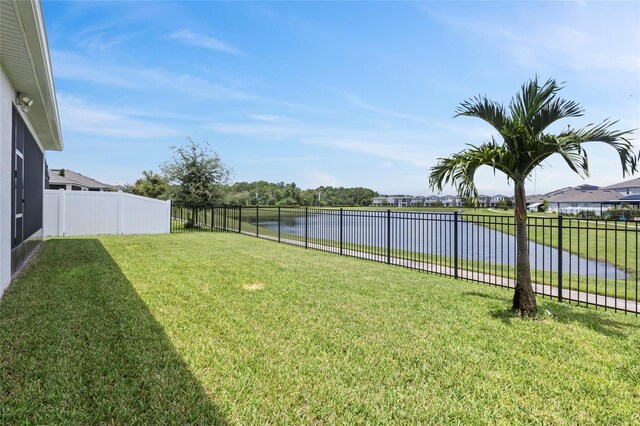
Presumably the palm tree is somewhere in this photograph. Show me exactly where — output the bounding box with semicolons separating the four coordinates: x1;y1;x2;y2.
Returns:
429;77;637;316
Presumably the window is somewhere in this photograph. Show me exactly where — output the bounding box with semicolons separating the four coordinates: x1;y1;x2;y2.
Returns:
11;107;44;249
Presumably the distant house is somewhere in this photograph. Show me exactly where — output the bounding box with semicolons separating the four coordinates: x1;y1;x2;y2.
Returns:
372;196;411;207
526;194;545;205
424;195;441;206
410;196;426;207
490;194;512;208
612;194;640;209
602;177;640;196
48;169;112;191
392;196;413;207
441;195;459;207
542;185;623;215
372;196;386;207
477;195;490;208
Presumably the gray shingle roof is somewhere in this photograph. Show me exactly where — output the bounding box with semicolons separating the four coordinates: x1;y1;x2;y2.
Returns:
49;169;112;189
526;194;545;203
602;177;640;190
543;187;623;203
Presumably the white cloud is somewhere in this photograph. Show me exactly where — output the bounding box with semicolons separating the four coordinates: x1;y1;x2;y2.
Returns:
247;114;296;123
423;4;640;74
303;171;341;188
205;112;493;171
51;50;324;112
57;94;181;139
243;156;327;164
51;50;252;100
207;121;310;140
339;91;429;123
169;30;245;55
303;137;434;168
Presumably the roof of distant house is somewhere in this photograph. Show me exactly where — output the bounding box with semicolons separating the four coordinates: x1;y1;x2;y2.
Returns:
527;186;581;204
543;186;623;203
526;194;545;204
602;177;640;190
49;169;112;190
620;194;640;201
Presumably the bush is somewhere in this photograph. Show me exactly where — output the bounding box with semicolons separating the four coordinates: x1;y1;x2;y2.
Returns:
577;210;596;219
497;199;509;210
604;207;640;221
539;200;549;212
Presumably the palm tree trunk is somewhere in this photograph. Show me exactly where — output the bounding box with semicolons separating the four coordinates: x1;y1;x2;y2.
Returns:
512;181;537;316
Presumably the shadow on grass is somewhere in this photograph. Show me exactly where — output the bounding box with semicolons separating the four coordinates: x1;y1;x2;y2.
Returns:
462;290;509;302
462;288;638;338
489;303;639;339
0;239;226;424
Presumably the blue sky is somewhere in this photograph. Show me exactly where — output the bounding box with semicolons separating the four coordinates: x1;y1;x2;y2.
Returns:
43;1;640;196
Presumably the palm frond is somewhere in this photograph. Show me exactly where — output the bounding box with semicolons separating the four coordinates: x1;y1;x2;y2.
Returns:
455;95;509;134
429;142;512;202
444;77;638;196
509;76;555;122
558;119;637;176
510;77;585;139
531;96;583;135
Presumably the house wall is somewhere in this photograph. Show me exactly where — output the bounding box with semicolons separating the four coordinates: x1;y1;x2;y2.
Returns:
617;187;640;195
548;202;604;212
1;64;47;297
0;64;13;296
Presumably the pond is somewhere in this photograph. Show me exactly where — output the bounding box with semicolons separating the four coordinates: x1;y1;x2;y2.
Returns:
252;210;627;279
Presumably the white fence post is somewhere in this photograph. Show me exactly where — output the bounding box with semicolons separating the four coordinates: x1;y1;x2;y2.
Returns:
117;191;124;235
166;200;172;234
58;189;65;237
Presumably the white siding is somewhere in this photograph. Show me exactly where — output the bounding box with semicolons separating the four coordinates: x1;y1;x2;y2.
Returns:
0;64;13;296
44;190;170;237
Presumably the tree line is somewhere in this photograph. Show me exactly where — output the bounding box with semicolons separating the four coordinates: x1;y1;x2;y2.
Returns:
122;138;378;207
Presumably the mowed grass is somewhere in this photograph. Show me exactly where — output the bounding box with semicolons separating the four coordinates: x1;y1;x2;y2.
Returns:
175;215;639;300
1;233;639;424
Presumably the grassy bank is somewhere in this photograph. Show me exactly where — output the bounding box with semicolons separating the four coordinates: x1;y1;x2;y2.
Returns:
174;213;638;301
1;233;639;424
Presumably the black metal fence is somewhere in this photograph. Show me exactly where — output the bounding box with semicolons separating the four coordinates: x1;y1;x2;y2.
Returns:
171;205;639;315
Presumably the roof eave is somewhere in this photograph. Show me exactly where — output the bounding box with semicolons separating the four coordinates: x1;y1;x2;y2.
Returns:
12;0;63;151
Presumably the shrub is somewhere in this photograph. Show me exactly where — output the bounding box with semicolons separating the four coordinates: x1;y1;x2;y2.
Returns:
577;210;596;219
539;200;549;212
604;207;640;221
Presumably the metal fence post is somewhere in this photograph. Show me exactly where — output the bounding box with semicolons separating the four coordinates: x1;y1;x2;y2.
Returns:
557;214;563;302
387;209;391;264
454;211;459;279
339;208;344;255
223;205;227;231
238;205;242;233
305;207;309;248
212;206;215;230
278;206;281;242
256;205;259;238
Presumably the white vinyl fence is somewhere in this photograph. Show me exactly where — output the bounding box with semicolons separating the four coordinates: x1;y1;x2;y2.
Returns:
44;190;171;237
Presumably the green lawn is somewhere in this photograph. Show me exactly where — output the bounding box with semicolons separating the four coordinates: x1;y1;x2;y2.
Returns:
2;233;638;424
175;212;639;301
